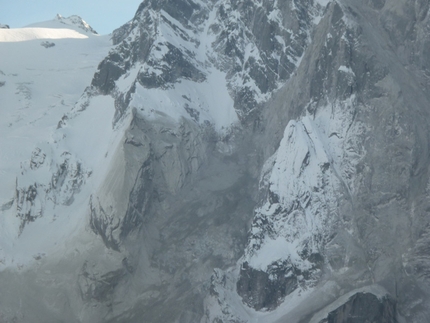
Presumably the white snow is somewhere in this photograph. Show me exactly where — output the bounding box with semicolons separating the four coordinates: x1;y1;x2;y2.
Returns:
159;10;196;50
0;28;89;42
130;67;238;131
60;96;117;172
312;0;332;25
115;65;141;92
268;8;283;25
0;23;113;268
111;3;239;132
338;65;355;75
248;237;312;271
243;95;366;278
0;25;110;200
244;116;337;272
0;8;240;269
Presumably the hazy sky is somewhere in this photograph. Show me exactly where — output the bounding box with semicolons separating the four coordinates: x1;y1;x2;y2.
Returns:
0;0;142;34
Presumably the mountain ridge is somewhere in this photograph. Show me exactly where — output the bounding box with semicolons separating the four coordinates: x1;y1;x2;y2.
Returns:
0;0;429;322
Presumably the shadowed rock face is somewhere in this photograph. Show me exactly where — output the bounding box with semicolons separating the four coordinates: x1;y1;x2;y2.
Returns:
318;293;397;323
237;261;299;310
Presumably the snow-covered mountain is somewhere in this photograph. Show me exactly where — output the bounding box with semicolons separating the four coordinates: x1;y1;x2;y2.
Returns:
0;16;111;264
1;1;430;322
26;14;98;34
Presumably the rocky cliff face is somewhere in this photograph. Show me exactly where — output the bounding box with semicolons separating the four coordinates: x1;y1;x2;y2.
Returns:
55;14;99;34
1;0;430;322
317;293;397;323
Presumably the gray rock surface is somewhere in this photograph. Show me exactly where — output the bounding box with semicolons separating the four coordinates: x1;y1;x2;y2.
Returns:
1;0;430;322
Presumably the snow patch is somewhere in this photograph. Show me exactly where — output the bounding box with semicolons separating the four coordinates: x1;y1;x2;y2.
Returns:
338;65;355;75
131;68;238;131
242;96;366;285
248;237;312;271
26;14;98;35
0;28;88;42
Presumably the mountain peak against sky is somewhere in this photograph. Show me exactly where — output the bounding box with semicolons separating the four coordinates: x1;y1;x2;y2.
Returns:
25;14;98;35
55;14;98;34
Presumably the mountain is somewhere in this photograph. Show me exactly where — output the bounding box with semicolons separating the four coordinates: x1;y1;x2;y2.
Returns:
26;14;98;35
1;1;430;322
0;17;111;263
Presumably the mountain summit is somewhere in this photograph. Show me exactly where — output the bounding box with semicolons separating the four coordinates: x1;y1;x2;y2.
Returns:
55;14;98;34
24;14;98;35
0;0;430;322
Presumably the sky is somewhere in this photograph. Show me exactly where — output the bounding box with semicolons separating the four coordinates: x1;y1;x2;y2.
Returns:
0;0;143;34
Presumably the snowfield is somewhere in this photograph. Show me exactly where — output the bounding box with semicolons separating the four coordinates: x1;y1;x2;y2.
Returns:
0;19;113;267
0;28;89;42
